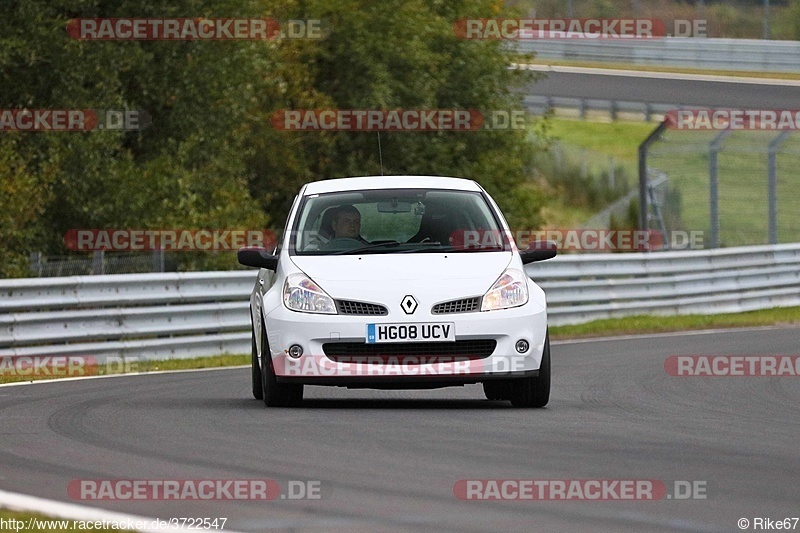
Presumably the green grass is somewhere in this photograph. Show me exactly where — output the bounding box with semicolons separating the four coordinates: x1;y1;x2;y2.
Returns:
646;130;800;246
2;308;799;386
0;508;134;532
534;117;655;227
550;306;800;339
538;199;599;230
0;354;248;385
548;117;655;174
541;118;800;246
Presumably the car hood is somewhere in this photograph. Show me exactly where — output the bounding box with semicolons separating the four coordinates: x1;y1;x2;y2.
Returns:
290;252;513;312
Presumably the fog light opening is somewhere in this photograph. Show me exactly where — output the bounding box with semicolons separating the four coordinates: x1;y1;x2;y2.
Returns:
515;339;529;354
288;344;304;359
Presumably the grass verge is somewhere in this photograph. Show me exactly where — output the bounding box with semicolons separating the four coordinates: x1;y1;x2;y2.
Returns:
547;116;654;174
0;354;248;385
534;116;653;228
540;118;800;246
550;306;800;340
2;307;799;385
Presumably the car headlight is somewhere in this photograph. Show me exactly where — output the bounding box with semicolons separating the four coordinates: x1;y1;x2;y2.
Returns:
481;268;529;311
283;273;337;314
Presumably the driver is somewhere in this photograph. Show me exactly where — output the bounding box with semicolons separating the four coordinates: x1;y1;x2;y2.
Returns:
331;205;363;240
321;205;368;249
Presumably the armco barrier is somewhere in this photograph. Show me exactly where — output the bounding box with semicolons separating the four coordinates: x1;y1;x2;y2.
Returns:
516;38;800;73
2;244;799;362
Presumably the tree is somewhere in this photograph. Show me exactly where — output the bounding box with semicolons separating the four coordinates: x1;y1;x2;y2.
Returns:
0;0;549;276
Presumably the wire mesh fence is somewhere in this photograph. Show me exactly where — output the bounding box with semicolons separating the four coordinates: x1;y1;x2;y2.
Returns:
643;127;800;248
26;250;252;278
535;142;637;229
27;252;169;277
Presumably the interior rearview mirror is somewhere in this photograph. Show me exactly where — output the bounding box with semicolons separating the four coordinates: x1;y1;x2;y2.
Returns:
377;200;412;213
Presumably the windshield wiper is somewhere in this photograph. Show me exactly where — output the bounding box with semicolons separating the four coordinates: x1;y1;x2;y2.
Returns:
396;242;454;253
332;242;403;255
333;241;506;255
398;243;506;253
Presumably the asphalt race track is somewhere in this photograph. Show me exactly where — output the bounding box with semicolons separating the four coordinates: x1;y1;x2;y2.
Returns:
1;327;799;532
526;68;800;109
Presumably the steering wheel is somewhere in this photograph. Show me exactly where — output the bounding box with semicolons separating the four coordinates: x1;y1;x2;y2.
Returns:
326;238;365;250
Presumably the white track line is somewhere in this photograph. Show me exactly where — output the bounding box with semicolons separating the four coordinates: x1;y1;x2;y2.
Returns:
0;488;246;532
516;64;800;86
0;365;249;389
2;325;798;388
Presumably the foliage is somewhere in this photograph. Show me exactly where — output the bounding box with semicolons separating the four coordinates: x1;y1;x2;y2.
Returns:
0;0;548;276
520;0;798;40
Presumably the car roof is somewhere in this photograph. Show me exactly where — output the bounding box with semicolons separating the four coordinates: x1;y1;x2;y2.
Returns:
302;176;482;195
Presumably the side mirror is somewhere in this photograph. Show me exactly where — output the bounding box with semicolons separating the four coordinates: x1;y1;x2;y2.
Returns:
519;240;557;265
238;247;279;271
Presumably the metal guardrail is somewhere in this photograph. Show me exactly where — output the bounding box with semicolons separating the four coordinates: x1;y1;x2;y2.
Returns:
2;244;799;361
516;38;800;73
523;95;673;120
0;272;255;361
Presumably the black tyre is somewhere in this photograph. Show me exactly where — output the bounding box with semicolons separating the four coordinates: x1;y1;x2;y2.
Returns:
260;323;303;407
509;331;551;408
483;380;511;401
251;328;263;400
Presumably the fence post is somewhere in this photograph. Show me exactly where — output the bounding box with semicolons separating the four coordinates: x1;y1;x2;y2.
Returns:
638;120;668;231
708;129;731;249
608;156;615;190
152;249;165;273
92;251;105;275
29;252;43;277
767;130;790;245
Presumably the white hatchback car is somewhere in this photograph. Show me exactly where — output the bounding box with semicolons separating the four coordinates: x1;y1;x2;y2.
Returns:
238;176;556;407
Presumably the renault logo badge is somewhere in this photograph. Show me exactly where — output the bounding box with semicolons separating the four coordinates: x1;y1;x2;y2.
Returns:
400;295;418;314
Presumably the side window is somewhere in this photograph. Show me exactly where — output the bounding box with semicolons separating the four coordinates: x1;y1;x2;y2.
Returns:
275;195;298;254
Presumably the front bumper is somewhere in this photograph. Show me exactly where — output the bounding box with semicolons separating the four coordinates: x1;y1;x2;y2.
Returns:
263;299;548;385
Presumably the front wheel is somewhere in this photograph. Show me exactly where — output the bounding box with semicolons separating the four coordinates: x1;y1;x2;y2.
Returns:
260;323;303;407
483;380;511;401
509;331;551;408
251;328;263;400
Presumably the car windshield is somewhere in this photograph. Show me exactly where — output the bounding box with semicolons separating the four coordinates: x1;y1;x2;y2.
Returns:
291;188;509;255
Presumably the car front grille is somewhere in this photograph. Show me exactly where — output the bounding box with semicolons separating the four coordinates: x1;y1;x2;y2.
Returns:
322;339;496;362
336;300;388;316
431;297;481;314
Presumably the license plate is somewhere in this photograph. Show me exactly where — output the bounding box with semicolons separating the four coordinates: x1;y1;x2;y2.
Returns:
366;323;455;343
